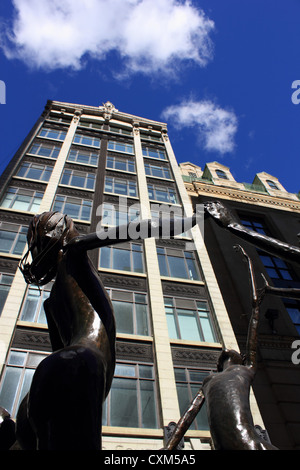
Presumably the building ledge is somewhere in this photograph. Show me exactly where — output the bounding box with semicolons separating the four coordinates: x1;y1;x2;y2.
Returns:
185;181;300;213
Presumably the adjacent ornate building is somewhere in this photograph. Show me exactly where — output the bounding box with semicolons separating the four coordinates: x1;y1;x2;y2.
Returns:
0;100;257;450
180;161;300;450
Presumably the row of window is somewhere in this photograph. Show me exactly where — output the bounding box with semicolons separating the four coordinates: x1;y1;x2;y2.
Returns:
14;158;172;192
0;218;197;277
0;348;210;431
47;114;163;142
209;168;281;191
37;125;167;159
0;267;215;343
1;180;179;218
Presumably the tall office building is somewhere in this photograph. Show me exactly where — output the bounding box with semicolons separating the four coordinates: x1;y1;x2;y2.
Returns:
0;100;262;450
180;161;300;450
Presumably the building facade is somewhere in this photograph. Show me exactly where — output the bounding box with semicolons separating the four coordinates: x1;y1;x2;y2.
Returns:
181;161;300;450
0;100;258;450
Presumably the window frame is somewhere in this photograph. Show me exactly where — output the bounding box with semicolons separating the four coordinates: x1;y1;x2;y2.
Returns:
0;272;14;316
174;366;210;431
106;288;150;336
144;162;172;179
142;146;167;160
266;179;279;190
0;222;28;256
103;361;159;429
104;176;138;198
52;194;92;222
15;161;53;182
107;140;134;154
60;168;96;191
215;169;228;180
101;202;140;227
67;147;99;166
73;133;101;148
28;141;61;160
164;296;217;343
157;246;201;281
19;283;52;324
0;349;49;418
148;183;178;204
106;154;136;173
99;242;145;274
1;187;43;213
38;127;67;141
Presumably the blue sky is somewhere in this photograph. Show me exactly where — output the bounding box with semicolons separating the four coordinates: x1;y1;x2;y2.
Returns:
0;0;300;193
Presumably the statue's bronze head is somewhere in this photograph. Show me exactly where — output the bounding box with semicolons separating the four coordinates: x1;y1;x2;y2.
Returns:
19;211;77;286
217;349;244;371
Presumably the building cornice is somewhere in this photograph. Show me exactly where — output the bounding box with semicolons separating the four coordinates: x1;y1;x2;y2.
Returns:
48;100;167;130
185;181;300;213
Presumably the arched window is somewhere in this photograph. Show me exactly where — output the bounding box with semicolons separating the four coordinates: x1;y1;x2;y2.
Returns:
266;180;279;190
215;169;228;180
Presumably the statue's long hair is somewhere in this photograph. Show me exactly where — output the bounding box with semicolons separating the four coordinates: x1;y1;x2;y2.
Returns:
19;212;76;286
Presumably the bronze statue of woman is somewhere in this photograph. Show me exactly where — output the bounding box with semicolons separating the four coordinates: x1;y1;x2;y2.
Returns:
14;210;198;450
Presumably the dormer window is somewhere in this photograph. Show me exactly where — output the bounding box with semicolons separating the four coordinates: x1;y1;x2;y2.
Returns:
266;180;279;190
215;169;228;180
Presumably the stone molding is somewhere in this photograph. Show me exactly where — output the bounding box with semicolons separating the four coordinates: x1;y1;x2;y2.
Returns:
185;182;300;212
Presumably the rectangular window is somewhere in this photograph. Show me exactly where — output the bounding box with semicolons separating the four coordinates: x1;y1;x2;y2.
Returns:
142;146;167;160
239;216;268;235
60;169;96;190
47;114;72;125
144;162;171;179
52;195;92;221
239;215;295;281
104;176;137;198
16;162;53;182
103;362;158;429
164;297;216;342
99;243;144;273
19;284;52;324
174;367;209;431
1;187;43;213
28;141;61;159
38;127;66;141
108;125;132;136
0;349;48;417
108;140;134;154
79;119;103;130
0;223;27;255
67;148;99;166
73;133;100;148
0;273;14;316
101;202;140;226
148;183;178;204
106;289;149;336
150;207;191;239
284;300;300;335
106;155;135;173
157;247;200;280
239;213;300;333
259;254;294;281
140;130;162;142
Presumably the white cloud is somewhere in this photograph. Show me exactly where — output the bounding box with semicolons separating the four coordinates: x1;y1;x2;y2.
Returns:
1;0;215;75
162;99;238;154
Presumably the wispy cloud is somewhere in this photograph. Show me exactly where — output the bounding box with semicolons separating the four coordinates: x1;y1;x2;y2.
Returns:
1;0;215;76
162;99;238;154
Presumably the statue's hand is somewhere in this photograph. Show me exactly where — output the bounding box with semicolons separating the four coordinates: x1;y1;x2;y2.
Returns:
204;201;237;228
